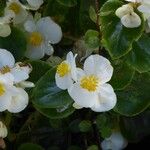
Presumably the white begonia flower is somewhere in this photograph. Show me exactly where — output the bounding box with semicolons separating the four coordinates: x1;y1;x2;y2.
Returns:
101;132;128;150
0;48;32;84
55;51;77;90
68;55;117;112
115;4;133;18
121;12;141;28
0;10;15;37
26;0;44;10
0;121;8;138
5;0;28;24
24;17;62;60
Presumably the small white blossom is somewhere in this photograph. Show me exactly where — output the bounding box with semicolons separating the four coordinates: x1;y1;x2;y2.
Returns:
55;52;77;90
68;55;117;112
0;121;8;138
101;132;128;150
26;0;44;10
24;17;62;60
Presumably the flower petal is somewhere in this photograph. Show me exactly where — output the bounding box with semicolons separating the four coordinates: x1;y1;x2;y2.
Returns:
138;4;150;14
24;20;36;32
55;73;73;90
0;93;10;112
27;0;43;10
84;55;113;84
0;48;15;69
68;83;98;108
0;24;11;37
43;42;54;56
7;87;28;113
91;84;117;112
37;17;62;44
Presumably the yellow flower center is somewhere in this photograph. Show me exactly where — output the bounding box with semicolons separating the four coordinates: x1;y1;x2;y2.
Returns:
29;32;43;46
9;2;21;14
80;75;99;92
0;83;5;96
56;62;70;77
0;66;11;74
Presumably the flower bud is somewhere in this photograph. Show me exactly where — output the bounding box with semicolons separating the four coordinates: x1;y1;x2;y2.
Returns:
0;121;8;138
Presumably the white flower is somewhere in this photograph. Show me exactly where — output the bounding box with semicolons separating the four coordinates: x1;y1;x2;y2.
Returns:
24;17;62;60
0;10;15;37
115;4;141;28
55;52;77;90
121;12;141;28
0;121;8;138
0;48;32;83
68;55;117;112
101;132;128;150
26;0;44;10
5;0;28;24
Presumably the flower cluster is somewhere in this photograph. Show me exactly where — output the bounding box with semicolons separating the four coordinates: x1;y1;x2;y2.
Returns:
115;0;150;28
0;48;34;113
55;52;117;112
0;0;62;60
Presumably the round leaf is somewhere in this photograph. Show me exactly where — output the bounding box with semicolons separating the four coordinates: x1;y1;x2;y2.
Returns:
114;72;150;116
32;68;73;108
100;0;144;59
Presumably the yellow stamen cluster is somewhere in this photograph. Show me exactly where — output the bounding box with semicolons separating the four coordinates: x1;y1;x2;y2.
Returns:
9;2;21;14
29;32;43;46
0;66;11;74
57;62;70;77
80;75;99;92
0;83;5;96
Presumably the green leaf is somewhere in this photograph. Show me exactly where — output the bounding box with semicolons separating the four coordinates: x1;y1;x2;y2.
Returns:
34;104;75;119
56;0;77;7
100;0;144;59
79;120;92;132
114;72;150;116
89;6;97;23
32;68;73;108
110;60;135;90
0;0;6;16
0;27;27;61
28;60;52;83
84;29;100;49
18;143;44;150
87;145;98;150
126;34;150;73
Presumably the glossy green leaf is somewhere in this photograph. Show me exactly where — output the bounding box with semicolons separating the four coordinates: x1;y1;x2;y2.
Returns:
114;72;150;116
79;120;92;132
100;0;144;59
34;104;75;119
28;60;52;83
126;34;150;73
89;6;97;23
84;29;100;49
0;27;27;61
110;60;135;90
32;68;73;108
56;0;77;7
18;143;44;150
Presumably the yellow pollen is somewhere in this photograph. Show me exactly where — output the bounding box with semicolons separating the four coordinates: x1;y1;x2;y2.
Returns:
80;75;99;92
9;2;21;14
0;83;5;96
0;66;11;74
29;32;43;46
56;62;70;77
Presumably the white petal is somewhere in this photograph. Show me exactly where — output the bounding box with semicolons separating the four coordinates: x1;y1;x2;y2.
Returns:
121;12;141;28
0;48;15;69
43;42;54;56
37;17;62;44
0;73;14;85
17;81;35;88
84;55;113;84
101;139;112;150
55;73;73;90
0;24;11;37
91;84;117;112
0;93;10;112
27;0;43;9
25;44;45;60
115;4;133;18
7;87;28;113
24;20;36;32
68;83;98;108
138;4;150;14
